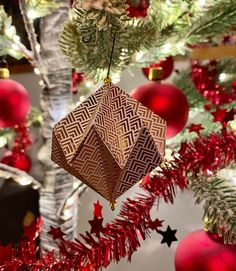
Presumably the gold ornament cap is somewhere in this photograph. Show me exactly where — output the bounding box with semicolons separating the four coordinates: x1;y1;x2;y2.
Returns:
0;68;9;79
148;67;163;81
104;77;112;84
110;201;116;211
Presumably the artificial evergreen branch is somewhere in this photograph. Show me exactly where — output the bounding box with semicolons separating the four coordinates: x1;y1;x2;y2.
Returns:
19;0;50;87
26;0;58;18
173;69;206;109
0;6;13;56
60;0;236;78
59;0;158;80
0;5;23;58
139;0;236;64
186;0;236;41
189;169;236;244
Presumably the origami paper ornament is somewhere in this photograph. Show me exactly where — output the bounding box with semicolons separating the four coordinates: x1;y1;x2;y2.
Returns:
51;82;166;206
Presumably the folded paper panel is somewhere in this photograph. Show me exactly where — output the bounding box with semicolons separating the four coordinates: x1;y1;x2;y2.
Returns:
53;87;104;163
94;85;143;167
125;94;166;155
72;126;122;201
51;83;166;203
113;127;162;200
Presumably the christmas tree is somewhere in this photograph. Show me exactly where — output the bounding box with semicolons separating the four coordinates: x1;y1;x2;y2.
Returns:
0;0;235;270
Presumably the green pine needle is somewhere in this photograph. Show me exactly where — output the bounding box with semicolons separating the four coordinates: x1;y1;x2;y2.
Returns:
189;169;236;244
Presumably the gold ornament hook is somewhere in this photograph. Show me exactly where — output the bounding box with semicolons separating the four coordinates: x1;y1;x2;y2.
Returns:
104;77;112;84
110;201;116;211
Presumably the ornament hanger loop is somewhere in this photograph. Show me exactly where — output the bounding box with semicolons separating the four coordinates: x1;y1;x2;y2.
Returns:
104;30;117;84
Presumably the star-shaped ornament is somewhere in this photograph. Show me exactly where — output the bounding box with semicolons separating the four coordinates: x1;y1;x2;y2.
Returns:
188;124;204;135
158;225;178;247
211;108;235;126
222;109;235;124
94;200;103;218
150;218;163;230
89;217;104;237
48;226;65;240
211;108;227;123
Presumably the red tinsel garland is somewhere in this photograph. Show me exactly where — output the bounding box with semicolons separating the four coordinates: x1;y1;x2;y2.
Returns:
191;60;236;106
1;129;236;270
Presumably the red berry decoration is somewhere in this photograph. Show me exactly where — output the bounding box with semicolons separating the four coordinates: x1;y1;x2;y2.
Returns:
0;79;30;128
175;229;236;271
127;0;149;18
1;150;32;173
143;57;174;80
130;82;189;138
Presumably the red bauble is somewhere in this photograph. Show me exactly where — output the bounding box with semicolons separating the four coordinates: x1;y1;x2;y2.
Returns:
143;57;174;80
175;230;236;271
128;0;149;18
130;82;189;138
1;151;31;173
0;79;30;128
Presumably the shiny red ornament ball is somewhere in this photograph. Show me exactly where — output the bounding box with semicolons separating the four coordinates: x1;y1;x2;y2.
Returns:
128;0;149;18
1;151;31;173
175;230;236;271
0;79;30;128
143;57;174;80
130;82;189;138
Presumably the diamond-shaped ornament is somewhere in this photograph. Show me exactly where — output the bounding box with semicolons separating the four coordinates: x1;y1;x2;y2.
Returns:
51;82;166;204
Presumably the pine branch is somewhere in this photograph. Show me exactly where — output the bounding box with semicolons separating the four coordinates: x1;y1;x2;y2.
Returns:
19;0;51;87
189;170;236;244
0;5;23;58
148;0;193;32
60;0;236;77
59;0;158;80
186;0;236;40
140;0;236;63
26;0;58;18
173;69;206;109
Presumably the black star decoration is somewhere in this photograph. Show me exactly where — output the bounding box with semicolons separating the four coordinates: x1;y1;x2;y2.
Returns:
158;225;178;247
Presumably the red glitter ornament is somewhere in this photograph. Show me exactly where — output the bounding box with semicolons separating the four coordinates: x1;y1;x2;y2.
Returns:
143;57;174;80
130;82;189;138
0;121;32;172
1;151;32;173
175;229;236;271
127;0;149;18
0;79;30;128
